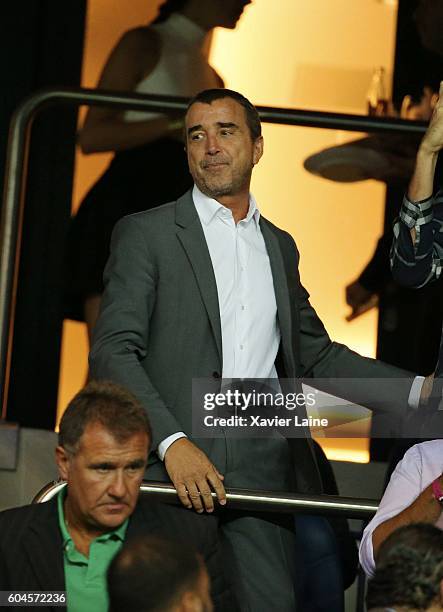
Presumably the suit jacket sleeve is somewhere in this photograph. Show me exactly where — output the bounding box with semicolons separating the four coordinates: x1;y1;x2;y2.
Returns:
89;215;183;449
280;231;415;418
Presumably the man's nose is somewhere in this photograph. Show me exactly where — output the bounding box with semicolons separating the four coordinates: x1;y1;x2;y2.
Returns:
205;133;220;155
108;471;127;498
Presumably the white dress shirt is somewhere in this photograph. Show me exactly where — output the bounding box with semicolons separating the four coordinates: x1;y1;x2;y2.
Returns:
192;185;280;379
157;185;280;459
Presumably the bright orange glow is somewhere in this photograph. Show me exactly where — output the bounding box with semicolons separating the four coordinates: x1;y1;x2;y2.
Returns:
317;440;370;463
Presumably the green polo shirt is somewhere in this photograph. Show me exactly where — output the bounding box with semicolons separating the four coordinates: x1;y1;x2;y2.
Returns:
57;489;128;612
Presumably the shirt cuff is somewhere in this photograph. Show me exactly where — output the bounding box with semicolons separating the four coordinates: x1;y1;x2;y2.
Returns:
408;376;425;410
157;432;187;461
400;194;434;229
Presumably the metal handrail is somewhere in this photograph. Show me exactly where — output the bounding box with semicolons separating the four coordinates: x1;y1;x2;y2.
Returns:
0;86;428;417
33;479;378;519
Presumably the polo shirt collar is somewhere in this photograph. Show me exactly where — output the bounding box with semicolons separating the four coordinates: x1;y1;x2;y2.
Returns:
57;488;128;553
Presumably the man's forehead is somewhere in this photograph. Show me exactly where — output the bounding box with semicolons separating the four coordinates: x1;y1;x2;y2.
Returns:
77;422;149;454
186;98;246;126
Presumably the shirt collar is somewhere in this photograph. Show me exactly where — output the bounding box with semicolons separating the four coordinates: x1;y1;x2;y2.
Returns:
192;184;261;227
57;487;128;547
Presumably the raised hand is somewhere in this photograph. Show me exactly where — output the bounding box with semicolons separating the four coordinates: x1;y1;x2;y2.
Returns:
420;81;443;154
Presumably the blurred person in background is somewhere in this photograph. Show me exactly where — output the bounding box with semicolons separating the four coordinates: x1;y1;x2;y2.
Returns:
359;439;443;578
65;0;251;340
366;523;443;612
108;535;213;612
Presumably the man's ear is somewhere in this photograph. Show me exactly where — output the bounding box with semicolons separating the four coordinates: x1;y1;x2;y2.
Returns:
253;136;264;165
55;445;71;481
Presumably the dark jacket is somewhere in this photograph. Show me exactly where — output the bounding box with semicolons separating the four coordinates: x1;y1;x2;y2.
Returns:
0;496;235;611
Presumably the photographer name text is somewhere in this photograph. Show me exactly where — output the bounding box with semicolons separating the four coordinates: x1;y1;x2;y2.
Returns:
203;415;328;428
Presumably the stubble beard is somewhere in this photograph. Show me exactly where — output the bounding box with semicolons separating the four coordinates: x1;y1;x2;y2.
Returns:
194;165;252;200
198;179;234;199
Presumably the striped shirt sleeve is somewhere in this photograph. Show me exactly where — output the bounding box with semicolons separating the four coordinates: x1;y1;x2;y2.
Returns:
390;189;443;287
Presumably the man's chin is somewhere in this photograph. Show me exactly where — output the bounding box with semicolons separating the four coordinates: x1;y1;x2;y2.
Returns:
199;182;233;199
93;507;131;529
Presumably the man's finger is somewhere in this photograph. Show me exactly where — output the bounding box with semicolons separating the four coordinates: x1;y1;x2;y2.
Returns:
197;482;215;513
186;483;204;513
207;469;227;506
175;482;193;509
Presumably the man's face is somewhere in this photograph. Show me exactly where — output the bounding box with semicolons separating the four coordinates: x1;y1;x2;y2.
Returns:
56;422;149;534
185;97;263;200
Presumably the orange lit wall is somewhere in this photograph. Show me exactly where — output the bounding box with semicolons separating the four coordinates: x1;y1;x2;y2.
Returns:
59;0;398;463
210;0;398;462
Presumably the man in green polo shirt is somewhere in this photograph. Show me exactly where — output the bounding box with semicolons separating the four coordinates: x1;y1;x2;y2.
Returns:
54;381;149;612
0;381;235;611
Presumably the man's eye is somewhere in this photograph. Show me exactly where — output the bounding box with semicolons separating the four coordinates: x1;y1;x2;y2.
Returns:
191;133;204;141
127;463;144;472
125;468;142;478
221;129;232;136
96;467;110;474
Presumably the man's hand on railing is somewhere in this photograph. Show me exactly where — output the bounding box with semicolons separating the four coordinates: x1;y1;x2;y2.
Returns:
164;438;226;513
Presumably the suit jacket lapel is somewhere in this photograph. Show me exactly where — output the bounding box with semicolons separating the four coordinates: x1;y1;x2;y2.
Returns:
175;191;222;363
24;499;65;592
261;220;323;492
260;219;296;377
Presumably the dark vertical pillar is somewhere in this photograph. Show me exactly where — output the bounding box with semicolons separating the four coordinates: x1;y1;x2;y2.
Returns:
1;1;87;428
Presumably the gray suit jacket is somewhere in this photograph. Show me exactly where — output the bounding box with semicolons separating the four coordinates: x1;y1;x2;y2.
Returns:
90;190;414;493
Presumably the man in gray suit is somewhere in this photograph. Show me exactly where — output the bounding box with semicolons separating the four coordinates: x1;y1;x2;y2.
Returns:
90;88;423;611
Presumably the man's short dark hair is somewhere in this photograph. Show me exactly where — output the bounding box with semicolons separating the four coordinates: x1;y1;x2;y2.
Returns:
107;535;203;612
58;380;151;454
367;523;443;610
186;88;262;141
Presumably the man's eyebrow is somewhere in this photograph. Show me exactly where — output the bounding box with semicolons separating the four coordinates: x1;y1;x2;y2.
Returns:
89;461;116;469
187;122;239;136
217;122;238;130
127;458;147;468
187;124;203;136
88;458;146;469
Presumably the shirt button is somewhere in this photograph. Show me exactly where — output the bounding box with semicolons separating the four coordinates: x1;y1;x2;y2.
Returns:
240;344;244;350
241;305;245;311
